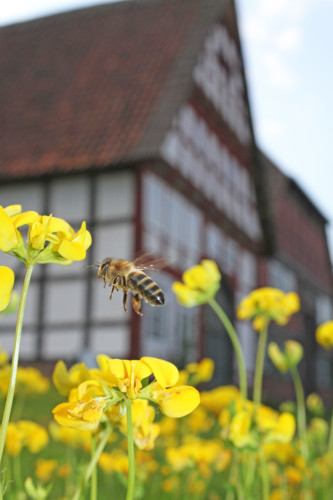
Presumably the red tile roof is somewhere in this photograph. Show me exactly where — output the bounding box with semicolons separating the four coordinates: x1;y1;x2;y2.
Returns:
0;0;225;179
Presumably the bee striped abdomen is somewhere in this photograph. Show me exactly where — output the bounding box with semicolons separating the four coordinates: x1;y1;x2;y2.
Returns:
128;271;165;306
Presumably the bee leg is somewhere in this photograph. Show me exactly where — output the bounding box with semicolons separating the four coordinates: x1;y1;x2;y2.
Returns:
109;285;115;300
109;276;120;300
132;295;143;317
122;276;128;312
123;290;128;312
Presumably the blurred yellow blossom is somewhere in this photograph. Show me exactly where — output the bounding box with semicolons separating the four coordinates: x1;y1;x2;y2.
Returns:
184;358;214;385
98;450;129;475
306;393;325;416
35;459;58;482
263;442;297;466
268;340;303;373
52;360;93;397
237;287;300;331
200;385;241;415
172;260;221;307
49;421;92;451
0;345;9;367
0;365;50;396
316;320;333;349
4;421;48;456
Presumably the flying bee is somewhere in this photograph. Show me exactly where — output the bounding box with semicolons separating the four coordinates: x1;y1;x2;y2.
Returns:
97;256;165;316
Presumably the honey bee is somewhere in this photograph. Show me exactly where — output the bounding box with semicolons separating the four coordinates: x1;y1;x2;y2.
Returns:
97;257;165;316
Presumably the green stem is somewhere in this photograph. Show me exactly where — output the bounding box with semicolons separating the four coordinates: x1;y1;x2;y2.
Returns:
12;454;23;494
290;366;311;500
0;263;34;469
253;325;268;406
125;399;135;500
209;299;248;400
72;425;112;500
90;434;97;500
258;448;269;500
328;409;333;452
290;366;308;457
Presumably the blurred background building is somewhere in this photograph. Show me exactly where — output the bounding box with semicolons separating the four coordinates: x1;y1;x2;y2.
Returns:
0;0;332;399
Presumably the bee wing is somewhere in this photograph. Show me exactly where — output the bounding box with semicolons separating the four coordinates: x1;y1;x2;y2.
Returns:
133;252;172;272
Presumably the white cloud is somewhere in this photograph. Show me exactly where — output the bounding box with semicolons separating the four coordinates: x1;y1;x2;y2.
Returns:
262;51;298;89
258;119;284;141
241;16;268;43
275;28;302;52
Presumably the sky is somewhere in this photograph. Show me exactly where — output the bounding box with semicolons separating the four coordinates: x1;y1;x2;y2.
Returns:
1;0;332;257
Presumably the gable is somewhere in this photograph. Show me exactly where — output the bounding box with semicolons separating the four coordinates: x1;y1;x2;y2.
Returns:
160;3;261;243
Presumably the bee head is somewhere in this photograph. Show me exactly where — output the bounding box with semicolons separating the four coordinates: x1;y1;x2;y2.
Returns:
97;257;112;280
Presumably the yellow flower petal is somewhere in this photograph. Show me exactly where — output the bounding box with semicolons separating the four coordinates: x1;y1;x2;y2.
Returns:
0;206;20;252
57;240;86;260
153;385;200;418
0;266;15;311
12;211;40;228
172;282;200;307
4;204;22;217
142;357;179;388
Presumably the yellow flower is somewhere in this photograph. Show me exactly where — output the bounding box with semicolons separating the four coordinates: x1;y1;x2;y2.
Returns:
98;355;200;417
57;463;72;478
186;406;215;433
52;360;93;397
5;422;24;456
263;442;296;465
27;214;71;251
35;459;57;482
4;421;48;456
200;385;241;415
237;287;300;331
0;266;15;311
52;398;106;431
285;465;303;485
18;420;49;453
228;410;255;448
264;412;296;444
0;345;9;366
268;340;303;373
53;356;199;431
120;399;160;450
184;358;215;385
307;417;329;443
306;393;325;416
0;365;50;396
172;260;221;307
55;221;92;261
98;450;129;475
49;421;92;451
0;203;92;266
316;320;333;349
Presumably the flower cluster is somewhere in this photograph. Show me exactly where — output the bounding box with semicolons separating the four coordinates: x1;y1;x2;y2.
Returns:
52;356;200;433
0;203;91;266
172;260;221;307
237;287;300;331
